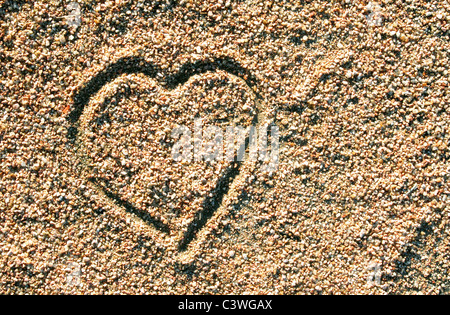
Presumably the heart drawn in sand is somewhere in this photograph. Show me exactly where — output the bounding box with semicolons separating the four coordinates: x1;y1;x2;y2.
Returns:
68;56;264;254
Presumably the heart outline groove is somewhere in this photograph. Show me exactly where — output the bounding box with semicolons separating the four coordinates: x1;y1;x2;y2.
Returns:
67;56;268;260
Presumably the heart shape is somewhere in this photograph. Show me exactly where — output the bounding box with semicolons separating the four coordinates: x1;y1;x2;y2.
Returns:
68;56;263;254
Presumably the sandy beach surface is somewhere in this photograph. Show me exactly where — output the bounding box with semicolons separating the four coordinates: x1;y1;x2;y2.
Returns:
0;0;449;294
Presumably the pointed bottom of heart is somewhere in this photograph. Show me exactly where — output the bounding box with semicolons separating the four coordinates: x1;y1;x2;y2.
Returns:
86;161;247;262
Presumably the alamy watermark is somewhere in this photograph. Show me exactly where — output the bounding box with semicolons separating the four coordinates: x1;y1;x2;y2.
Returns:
171;119;279;172
366;2;384;27
66;262;81;287
366;262;382;287
66;2;81;28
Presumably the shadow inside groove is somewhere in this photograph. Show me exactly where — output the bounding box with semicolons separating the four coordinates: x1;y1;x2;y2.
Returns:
164;56;258;89
178;161;241;252
68;56;160;125
0;0;27;20
88;177;171;234
390;211;444;283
